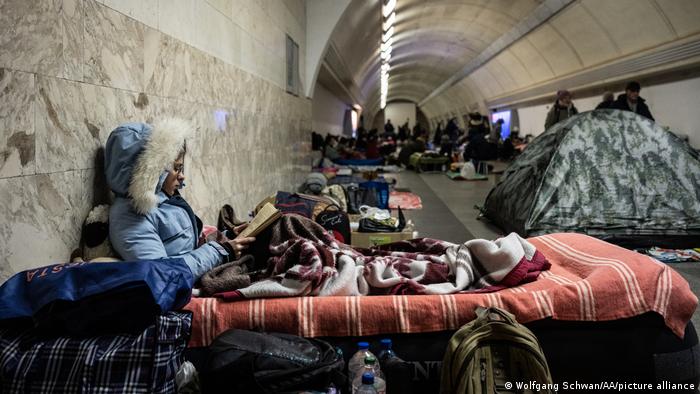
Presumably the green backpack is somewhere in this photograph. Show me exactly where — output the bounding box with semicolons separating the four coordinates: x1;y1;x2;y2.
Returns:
440;307;554;394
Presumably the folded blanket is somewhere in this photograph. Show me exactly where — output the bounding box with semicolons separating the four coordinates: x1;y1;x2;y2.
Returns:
199;255;253;295
205;215;549;300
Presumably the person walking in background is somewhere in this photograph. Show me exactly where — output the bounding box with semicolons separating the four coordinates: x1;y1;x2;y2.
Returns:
595;91;615;110
612;81;654;121
490;119;503;142
544;90;578;130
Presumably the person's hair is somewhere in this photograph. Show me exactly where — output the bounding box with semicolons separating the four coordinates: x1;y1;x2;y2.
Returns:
557;89;572;99
603;91;614;101
626;81;641;92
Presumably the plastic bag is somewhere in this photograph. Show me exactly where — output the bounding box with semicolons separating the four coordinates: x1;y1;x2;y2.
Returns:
176;361;201;393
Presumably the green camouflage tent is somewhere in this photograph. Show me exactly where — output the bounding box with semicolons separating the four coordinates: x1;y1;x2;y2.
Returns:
483;109;700;248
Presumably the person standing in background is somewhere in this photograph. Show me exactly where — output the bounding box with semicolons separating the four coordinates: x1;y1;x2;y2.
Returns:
544;90;578;130
612;81;654;121
595;91;615;109
490;119;503;142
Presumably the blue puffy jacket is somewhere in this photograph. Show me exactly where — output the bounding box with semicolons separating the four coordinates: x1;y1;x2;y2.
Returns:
105;120;229;279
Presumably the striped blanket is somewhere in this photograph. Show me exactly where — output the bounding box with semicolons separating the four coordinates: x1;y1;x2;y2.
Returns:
207;215;548;299
184;233;697;347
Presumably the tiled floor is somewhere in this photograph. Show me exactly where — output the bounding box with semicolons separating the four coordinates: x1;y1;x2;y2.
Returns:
392;168;700;335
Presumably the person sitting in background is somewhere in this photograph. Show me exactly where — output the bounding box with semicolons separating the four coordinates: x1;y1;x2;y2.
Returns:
365;130;380;159
323;135;341;160
595;91;615;110
612;81;654;121
105;120;255;279
544;90;578;130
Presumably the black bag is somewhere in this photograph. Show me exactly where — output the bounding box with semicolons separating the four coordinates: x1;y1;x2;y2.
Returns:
202;329;346;394
275;191;335;220
358;207;406;233
315;208;351;245
345;184;361;214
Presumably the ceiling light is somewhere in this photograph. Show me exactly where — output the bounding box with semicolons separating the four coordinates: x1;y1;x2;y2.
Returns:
383;12;395;32
380;45;392;57
382;26;394;43
380;37;393;52
382;0;396;18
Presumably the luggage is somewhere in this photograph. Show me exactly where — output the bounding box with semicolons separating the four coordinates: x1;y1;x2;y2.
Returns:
274;191;337;220
202;329;346;394
440;307;554;394
322;184;349;212
0;259;193;336
0;311;192;394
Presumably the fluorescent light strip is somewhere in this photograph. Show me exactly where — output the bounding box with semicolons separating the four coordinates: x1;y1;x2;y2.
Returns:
380;37;393;52
383;12;395;32
381;0;395;110
382;0;396;18
382;26;394;43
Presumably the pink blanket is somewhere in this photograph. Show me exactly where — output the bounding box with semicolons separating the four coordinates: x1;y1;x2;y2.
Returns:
389;191;422;209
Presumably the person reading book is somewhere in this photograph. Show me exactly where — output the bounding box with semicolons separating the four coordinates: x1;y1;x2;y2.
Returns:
105;120;255;280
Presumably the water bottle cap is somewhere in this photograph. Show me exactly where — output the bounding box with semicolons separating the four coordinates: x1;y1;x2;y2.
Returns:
380;338;392;349
358;341;369;349
362;372;374;385
364;355;377;365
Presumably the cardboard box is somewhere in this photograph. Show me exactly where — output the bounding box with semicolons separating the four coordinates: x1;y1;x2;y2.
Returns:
349;214;416;248
351;229;414;248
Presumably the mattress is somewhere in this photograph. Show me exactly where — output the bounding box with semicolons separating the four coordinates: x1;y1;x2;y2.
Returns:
184;233;697;347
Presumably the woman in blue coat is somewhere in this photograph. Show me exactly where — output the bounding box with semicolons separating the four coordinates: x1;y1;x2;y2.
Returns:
105;119;254;279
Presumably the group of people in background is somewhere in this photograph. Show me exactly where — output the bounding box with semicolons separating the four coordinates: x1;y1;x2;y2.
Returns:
545;81;654;129
312;80;656;169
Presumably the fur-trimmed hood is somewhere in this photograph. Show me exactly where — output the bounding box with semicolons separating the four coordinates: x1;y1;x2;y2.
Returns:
105;119;191;215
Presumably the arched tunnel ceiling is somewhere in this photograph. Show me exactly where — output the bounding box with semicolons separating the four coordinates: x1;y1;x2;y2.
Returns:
320;0;700;122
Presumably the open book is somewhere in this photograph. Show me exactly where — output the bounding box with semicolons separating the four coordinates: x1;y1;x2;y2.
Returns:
236;202;282;239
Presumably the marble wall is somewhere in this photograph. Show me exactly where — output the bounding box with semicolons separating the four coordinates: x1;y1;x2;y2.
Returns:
0;0;312;280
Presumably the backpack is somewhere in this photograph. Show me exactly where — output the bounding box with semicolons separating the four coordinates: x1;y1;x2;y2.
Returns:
440;307;554;394
321;184;349;212
202;329;346;394
315;208;351;244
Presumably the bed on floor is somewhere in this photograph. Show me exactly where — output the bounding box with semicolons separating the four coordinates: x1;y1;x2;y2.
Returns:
183;233;700;392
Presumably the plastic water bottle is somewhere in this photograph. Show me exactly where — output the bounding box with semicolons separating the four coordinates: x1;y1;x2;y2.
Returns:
377;339;396;363
352;356;385;394
355;373;378;394
348;342;376;382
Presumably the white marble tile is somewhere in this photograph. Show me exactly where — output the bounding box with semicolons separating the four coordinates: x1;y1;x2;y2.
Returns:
157;0;195;45
0;170;94;281
193;0;239;66
35;76;144;173
102;0;158;29
206;0;233;20
0;0;64;77
83;0;145;92
63;0;85;81
0;69;35;178
144;30;194;100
